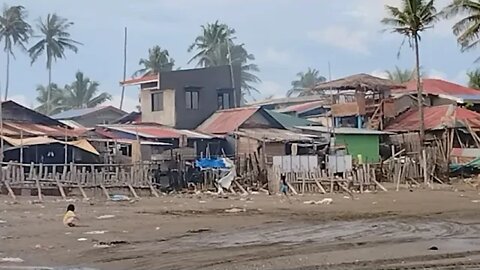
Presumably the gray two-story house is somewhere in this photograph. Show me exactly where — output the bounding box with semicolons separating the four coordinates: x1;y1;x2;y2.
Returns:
121;65;241;129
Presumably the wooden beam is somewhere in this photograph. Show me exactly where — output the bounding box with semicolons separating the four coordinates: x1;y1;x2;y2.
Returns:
100;184;110;199
128;184;140;199
4;181;16;200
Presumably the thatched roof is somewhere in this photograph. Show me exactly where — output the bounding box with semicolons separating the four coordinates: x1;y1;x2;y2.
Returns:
312;73;404;91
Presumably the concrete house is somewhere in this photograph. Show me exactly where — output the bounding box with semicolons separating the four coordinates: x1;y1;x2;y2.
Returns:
121;65;241;129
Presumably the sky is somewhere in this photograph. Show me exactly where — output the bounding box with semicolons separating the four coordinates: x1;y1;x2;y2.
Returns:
1;0;478;112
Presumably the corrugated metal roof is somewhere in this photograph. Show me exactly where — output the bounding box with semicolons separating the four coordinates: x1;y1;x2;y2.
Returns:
196;107;260;135
265;110;314;129
51;106;126;120
297;126;393;135
99;124;214;139
1;121;81;137
235;128;315;142
385;105;480;132
393;79;479;97
277;100;326;114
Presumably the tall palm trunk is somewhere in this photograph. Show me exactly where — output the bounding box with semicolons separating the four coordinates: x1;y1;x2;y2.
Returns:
414;34;425;142
47;66;52;115
4;53;10;101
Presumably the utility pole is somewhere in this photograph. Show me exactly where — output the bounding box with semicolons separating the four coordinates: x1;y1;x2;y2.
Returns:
226;40;237;107
120;27;128;110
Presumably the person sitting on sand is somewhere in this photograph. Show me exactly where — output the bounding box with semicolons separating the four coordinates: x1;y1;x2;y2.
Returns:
63;204;79;227
280;173;289;196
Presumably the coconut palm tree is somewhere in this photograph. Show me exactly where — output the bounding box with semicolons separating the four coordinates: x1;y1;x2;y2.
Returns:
0;5;31;100
35;83;65;115
381;0;438;141
442;0;480;56
188;21;260;98
385;66;425;83
63;71;111;109
287;68;327;97
134;45;174;76
28;14;81;114
468;68;480;89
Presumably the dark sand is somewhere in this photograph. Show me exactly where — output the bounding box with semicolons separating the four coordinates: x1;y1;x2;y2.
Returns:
2;183;480;269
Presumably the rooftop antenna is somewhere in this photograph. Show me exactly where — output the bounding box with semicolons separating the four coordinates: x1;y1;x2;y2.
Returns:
120;27;128;110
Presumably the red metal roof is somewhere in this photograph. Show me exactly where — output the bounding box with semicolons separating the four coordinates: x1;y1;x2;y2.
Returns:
120;74;158;86
278;100;326;114
393;79;479;96
196;107;260;135
386;105;480;132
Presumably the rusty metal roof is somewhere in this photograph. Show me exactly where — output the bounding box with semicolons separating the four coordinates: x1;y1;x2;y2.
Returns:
235;128;315;142
386;105;480;132
1;121;82;137
196;107;260;135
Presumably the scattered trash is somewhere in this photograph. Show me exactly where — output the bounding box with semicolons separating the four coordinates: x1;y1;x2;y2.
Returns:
155;227;160;231
34;244;42;249
110;195;130;202
429;246;439;251
225;208;245;213
77;238;88;242
303;198;333;205
93;240;128;248
372;201;378;205
1;257;24;263
472;200;480;203
198;201;206;204
0;220;6;224
65;232;72;235
343;196;350;199
187;228;211;234
96;215;115;220
84;230;108;235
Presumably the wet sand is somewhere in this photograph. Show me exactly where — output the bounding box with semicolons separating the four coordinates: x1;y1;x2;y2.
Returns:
2;184;480;270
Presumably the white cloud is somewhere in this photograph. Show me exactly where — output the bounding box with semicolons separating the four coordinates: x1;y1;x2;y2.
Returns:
103;94;139;113
426;69;448;80
264;48;291;64
370;69;389;79
9;94;30;108
257;80;285;99
307;26;370;55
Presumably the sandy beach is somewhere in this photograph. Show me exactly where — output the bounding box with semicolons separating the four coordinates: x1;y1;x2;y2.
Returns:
2;183;480;270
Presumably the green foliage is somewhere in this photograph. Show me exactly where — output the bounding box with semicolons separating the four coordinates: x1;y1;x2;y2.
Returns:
135;45;174;76
442;0;480;55
287;68;326;97
188;20;260;97
468;68;480;89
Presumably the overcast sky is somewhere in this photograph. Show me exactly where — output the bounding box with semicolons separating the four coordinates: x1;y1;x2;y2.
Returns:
1;0;478;112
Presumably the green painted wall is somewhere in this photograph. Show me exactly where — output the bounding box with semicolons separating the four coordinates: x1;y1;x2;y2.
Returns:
335;134;380;163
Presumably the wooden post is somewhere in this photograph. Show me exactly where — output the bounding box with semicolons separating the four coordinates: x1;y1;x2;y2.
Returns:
36;164;43;202
422;149;428;186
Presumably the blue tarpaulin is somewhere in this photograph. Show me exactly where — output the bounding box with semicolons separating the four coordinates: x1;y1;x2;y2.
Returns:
195;158;227;169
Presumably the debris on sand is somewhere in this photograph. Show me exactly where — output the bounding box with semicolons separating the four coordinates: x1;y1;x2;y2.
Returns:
225;208;246;213
303;198;333;205
429;246;439;251
84;231;108;235
187;228;211;234
77;238;88;242
110;195;130;202
1;257;24;263
0;220;6;224
96;215;115;220
94;240;128;248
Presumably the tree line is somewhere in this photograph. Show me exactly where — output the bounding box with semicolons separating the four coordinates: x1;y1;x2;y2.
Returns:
288;0;480;100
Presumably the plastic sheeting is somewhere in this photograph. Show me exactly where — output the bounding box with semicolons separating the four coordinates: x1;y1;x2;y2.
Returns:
195;158;227;169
